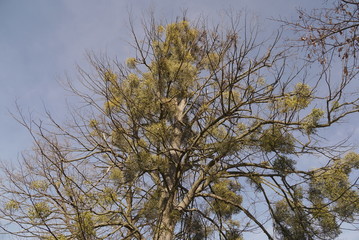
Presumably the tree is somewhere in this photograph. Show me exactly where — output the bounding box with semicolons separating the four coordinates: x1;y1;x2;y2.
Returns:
285;0;358;77
0;13;358;240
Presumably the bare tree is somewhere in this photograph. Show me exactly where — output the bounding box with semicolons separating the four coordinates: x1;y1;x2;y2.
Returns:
284;0;358;77
0;13;358;240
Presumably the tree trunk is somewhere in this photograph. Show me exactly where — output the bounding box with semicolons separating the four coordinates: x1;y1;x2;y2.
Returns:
154;195;177;240
154;98;186;239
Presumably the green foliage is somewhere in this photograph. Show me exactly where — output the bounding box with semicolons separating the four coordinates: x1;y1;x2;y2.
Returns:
277;83;312;113
211;180;242;219
208;125;241;155
74;211;96;239
274;152;359;239
88;119;98;129
104;21;204;122
141;188;162;221
309;152;359;220
272;156;296;174
109;167;124;182
5;200;20;212
311;205;340;239
145;120;174;145
302;108;324;134
274;199;311;240
182;213;211;240
259;125;295;153
99;187;118;205
126;57;137;69
42;234;67;240
341;151;359;171
28;202;51;221
274;196;342;240
225;228;243;240
104;70;117;83
29;180;49;192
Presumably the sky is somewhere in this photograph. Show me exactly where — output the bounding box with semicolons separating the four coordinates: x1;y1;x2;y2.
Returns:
0;0;357;239
0;0;325;166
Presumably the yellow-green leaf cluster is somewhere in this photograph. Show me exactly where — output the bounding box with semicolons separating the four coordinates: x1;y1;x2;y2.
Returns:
259;125;295;153
99;187;118;205
311;205;339;237
211;180;242;219
42;234;67;240
109;167;124;182
126;57;137;69
28;202;51;221
141;188;162;221
277;83;312;113
272;156;296;173
74;211;96;239
274;199;310;239
145;121;174;145
310;152;359;219
302;108;324;134
29;180;48;192
103;70;117;83
5;200;20;212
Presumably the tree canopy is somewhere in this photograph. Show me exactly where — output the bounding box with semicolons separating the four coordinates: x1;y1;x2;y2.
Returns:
1;2;358;240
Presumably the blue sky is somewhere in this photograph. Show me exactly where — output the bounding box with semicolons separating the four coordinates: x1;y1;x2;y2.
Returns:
0;0;357;239
0;0;325;163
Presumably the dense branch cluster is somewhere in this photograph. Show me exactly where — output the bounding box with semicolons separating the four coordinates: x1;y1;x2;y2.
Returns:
288;0;358;75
